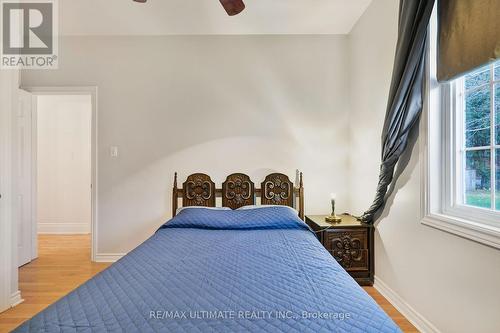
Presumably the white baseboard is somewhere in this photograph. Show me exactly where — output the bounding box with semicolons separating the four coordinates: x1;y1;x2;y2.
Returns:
10;290;23;307
94;253;126;263
374;276;441;333
38;222;90;234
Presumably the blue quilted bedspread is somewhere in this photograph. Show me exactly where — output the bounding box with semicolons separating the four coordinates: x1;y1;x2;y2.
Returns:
15;207;401;332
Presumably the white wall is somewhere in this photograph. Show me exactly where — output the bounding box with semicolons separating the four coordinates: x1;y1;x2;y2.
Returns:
348;1;500;332
22;35;351;254
36;95;92;234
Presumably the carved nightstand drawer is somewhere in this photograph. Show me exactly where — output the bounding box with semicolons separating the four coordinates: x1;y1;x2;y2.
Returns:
324;229;369;271
305;214;374;286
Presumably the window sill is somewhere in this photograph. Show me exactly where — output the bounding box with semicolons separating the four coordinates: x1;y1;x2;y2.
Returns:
421;213;500;249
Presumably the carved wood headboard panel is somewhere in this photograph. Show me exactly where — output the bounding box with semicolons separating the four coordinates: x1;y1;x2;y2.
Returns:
182;173;216;208
172;172;304;220
222;173;255;209
261;173;294;207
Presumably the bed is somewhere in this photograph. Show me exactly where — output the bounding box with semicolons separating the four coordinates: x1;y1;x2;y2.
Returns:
14;173;401;333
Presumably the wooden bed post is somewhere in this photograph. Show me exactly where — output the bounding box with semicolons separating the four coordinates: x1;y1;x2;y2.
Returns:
172;172;178;217
299;172;304;220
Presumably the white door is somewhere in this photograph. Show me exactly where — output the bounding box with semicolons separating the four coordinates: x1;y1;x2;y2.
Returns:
16;89;36;267
0;68;15;312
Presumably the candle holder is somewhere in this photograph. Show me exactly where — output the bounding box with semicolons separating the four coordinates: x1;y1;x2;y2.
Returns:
325;194;342;223
325;214;342;223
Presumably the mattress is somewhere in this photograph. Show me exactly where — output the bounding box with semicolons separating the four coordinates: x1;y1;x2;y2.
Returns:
15;206;401;332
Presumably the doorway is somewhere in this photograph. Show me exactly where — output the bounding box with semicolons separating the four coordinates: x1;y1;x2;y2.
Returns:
19;87;97;267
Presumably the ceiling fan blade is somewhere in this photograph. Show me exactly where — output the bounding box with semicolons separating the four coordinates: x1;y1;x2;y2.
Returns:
219;0;245;16
133;0;246;16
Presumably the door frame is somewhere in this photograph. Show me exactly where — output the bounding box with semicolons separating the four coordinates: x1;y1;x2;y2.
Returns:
22;86;98;261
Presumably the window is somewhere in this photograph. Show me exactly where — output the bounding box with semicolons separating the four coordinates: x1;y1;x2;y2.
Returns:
455;61;500;212
421;9;500;249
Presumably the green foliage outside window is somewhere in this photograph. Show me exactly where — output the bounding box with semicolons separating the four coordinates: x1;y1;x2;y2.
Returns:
463;61;500;211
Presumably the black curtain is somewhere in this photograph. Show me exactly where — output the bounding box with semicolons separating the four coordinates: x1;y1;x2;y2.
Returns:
359;0;435;223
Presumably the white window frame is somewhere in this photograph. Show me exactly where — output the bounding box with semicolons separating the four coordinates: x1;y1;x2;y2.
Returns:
420;9;500;249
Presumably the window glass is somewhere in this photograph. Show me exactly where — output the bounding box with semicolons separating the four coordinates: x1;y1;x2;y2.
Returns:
465;150;491;209
465;65;490;90
497;149;500;211
465;88;490;147
460;61;500;212
496;84;500;145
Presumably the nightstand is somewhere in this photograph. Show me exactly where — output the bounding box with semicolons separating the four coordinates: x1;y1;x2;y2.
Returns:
306;214;374;286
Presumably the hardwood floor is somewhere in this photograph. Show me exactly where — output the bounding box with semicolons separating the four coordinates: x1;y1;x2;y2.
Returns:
0;235;418;332
0;235;109;333
363;287;419;332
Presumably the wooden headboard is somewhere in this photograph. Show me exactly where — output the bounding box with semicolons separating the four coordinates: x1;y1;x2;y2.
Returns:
172;172;304;220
